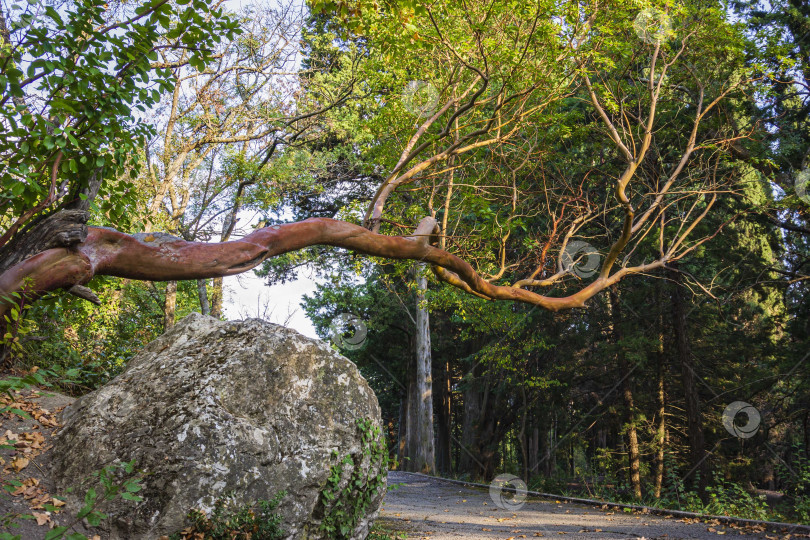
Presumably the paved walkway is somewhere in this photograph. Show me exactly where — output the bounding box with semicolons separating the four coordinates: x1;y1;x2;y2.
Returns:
379;472;806;539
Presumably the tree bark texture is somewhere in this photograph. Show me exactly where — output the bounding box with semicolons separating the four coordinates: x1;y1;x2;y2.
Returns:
609;287;642;499
210;277;223;319
411;264;436;474
0;212;668;320
163;281;177;331
436;360;453;475
654;281;667;499
197;279;210;316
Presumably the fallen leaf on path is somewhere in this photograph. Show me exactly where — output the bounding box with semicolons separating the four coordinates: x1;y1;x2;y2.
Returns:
32;512;50;525
11;456;29;471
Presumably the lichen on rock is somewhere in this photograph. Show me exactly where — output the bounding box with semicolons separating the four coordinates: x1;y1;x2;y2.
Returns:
50;313;386;539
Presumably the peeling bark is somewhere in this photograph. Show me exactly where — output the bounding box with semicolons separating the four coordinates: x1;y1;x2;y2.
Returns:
0;210;89;276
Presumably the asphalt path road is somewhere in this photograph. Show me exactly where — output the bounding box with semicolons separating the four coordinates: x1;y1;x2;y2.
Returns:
378;472;807;540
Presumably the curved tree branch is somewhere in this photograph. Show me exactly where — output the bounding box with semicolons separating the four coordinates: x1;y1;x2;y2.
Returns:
0;216;671;319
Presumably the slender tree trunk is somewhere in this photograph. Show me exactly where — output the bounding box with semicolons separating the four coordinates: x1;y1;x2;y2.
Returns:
654;281;667;499
670;266;708;497
529;426;539;479
210;277;223;318
406;370;419;471
460;379;481;477
478;413;498;480
412;263;436;474
622;372;642;500
397;397;407;468
569;440;574;476
163;280;177;331
520;387;529;484
209;212;233;320
609;287;642;499
654;354;667;498
543;416;556;478
476;379;499;480
197;279;210;315
436;361;453;475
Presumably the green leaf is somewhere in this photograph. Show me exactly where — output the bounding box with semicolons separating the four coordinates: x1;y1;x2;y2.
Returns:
125;482;142;492
86;511;106;527
84;487;97;507
76;505;92;520
44;527;68;540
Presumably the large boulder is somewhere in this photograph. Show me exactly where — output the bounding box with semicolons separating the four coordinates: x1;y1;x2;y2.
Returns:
50;313;387;539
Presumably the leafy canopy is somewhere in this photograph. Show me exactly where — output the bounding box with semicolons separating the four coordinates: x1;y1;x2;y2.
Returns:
0;0;241;231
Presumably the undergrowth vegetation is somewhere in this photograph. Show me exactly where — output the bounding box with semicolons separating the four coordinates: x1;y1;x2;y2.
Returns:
168;492;286;540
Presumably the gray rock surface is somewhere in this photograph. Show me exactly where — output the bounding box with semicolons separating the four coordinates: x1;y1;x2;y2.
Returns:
50;313;386;539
